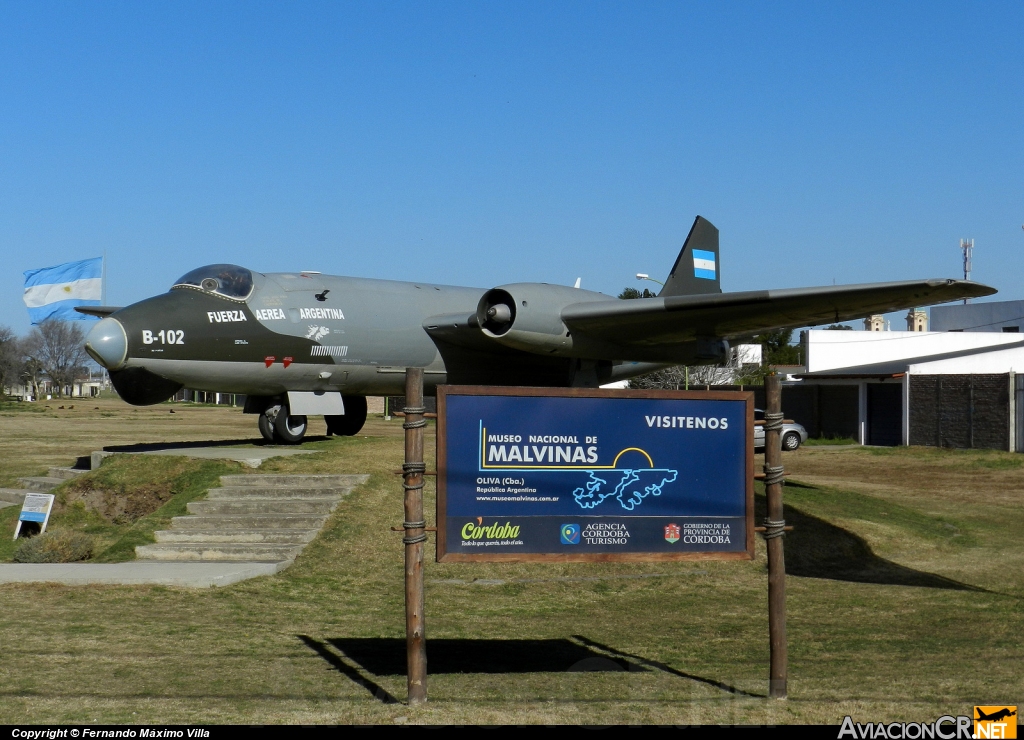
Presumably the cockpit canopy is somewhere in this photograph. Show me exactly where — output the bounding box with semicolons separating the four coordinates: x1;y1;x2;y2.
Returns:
171;264;254;301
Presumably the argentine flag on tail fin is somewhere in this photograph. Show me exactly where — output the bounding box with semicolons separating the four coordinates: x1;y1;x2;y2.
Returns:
692;249;716;280
23;257;103;324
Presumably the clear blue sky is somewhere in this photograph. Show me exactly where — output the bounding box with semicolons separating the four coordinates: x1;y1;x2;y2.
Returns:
2;1;1022;335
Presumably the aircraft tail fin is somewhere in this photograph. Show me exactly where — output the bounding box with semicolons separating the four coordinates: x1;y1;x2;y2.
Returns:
659;216;722;297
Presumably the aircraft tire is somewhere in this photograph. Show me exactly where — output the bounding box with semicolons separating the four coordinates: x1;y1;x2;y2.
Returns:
325;396;368;436
274;408;308;444
257;412;276;442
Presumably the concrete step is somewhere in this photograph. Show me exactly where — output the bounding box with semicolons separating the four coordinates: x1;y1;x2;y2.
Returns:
187;498;340;516
170;514;328;530
136;472;368;564
135;543;302;562
17;476;65;492
0;489;28;505
207;485;350;499
219;474;369;487
154;529;316;544
0;500;15;510
48;466;87;480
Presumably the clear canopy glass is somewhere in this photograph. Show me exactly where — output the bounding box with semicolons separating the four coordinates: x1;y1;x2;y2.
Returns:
171;264;254;300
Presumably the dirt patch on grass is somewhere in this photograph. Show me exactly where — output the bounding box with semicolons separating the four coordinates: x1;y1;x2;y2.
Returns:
59;455;199;524
62;481;176;524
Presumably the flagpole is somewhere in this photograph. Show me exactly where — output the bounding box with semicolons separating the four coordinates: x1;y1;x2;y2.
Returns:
102;251;107;305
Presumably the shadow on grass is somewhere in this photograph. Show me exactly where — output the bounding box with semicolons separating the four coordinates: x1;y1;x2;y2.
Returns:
104;437;332;452
323;637;641;675
757;493;982;591
297;635;400;704
300;635;763;701
571;635;764;698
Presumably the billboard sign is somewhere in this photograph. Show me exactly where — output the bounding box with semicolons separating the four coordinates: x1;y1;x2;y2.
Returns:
436;387;754;562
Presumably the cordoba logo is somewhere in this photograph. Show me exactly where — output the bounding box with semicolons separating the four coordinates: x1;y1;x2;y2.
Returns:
975;707;1017;739
461;517;521;540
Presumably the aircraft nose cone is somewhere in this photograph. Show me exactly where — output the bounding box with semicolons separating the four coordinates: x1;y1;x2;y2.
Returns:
85;317;128;370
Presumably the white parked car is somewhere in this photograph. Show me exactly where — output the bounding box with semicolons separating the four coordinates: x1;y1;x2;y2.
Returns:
753;408;808;451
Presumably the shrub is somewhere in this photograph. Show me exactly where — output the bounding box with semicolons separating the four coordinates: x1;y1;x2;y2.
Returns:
13;529;94;563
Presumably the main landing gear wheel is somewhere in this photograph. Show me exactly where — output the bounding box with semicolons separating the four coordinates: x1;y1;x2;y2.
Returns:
274;406;308;444
782;432;801;451
258;412;276;442
325;395;368;436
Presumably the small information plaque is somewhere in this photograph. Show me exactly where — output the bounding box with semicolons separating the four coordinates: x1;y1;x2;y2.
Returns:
14;492;55;540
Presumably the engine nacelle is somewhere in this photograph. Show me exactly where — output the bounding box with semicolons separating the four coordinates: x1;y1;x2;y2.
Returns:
694;337;731;363
477;283;592;355
473;283;731;365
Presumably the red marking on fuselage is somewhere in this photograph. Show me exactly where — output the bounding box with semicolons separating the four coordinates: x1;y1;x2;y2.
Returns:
283;357;293;368
264;356;275;367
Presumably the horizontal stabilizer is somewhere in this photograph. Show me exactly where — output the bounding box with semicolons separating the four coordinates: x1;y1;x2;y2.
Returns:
74;306;123;318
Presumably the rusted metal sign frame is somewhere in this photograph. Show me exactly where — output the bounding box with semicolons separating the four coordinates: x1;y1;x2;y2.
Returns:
436;385;755;563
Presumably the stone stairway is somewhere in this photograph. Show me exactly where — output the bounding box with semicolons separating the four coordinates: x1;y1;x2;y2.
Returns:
135;474;368;562
0;466;86;509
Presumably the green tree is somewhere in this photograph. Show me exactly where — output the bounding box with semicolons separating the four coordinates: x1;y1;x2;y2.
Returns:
618;287;655;299
754;328;802;365
0;326;24;398
25;320;89;397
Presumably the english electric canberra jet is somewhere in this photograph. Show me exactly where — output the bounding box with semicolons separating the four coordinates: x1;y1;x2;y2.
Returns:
81;217;995;443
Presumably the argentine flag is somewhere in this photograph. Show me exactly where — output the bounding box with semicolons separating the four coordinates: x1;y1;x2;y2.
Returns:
23;257;103;324
692;249;716;280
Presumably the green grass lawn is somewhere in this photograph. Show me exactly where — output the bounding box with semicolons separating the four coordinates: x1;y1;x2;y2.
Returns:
0;418;1021;724
804;436;858;446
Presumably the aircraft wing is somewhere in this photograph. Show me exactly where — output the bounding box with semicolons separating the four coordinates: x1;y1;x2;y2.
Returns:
74;306;123;318
561;279;996;346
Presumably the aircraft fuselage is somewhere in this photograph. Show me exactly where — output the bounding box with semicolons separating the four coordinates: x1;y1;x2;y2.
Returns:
86;269;633;403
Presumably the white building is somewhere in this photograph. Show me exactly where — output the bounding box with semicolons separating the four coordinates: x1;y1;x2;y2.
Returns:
791;330;1024;450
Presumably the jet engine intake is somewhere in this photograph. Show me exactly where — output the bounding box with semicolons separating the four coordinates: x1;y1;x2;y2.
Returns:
478;289;516;336
475;283;588;355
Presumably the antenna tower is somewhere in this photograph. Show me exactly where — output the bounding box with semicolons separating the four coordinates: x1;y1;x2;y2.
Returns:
960;238;973;304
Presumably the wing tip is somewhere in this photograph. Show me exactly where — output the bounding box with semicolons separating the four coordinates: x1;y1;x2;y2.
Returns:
929;279;998;298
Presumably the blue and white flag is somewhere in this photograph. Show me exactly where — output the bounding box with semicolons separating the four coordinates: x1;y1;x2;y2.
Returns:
23;257;103;324
692;249;717;280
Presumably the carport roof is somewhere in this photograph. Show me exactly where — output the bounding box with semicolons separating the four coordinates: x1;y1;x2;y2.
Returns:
795;340;1024;379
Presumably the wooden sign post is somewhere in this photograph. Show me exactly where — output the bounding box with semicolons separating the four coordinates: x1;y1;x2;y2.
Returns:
763;374;788;699
402;368;428;705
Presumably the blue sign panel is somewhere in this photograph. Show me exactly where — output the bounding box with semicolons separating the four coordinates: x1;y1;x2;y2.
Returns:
437;387;754;562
